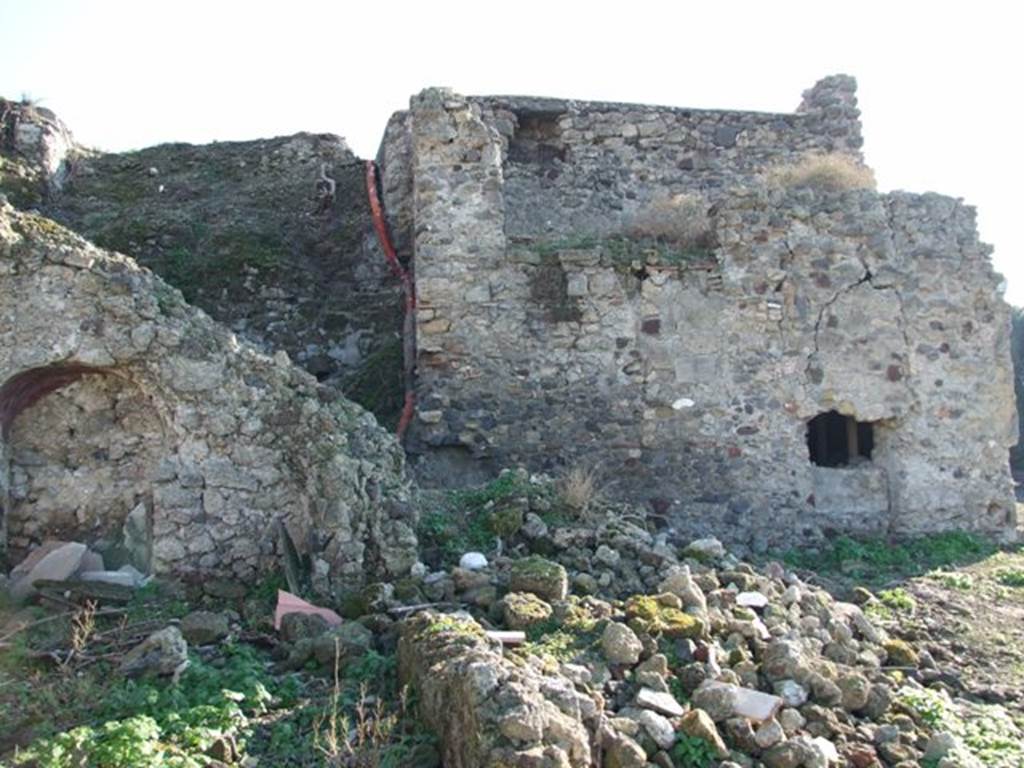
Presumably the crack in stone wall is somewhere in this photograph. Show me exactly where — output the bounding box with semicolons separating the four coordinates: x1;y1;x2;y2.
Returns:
806;266;873;380
382;76;1018;547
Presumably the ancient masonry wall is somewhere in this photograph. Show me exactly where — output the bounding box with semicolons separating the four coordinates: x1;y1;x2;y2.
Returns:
380;76;1018;547
1;99;407;426
0;204;418;586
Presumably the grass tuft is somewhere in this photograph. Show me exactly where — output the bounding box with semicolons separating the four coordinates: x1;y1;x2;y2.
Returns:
558;465;602;518
765;152;876;192
625;192;713;250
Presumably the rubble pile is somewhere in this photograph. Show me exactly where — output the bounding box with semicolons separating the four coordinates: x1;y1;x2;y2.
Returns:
7;539;148;602
384;475;1001;767
5;471;1017;767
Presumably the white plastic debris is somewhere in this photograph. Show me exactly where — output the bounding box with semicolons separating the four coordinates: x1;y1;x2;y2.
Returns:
736;591;769;609
459;552;489;571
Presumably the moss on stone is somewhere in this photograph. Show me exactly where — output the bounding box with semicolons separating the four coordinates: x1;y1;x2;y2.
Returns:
337;589;369;619
502;591;553;630
625;594;704;639
624;595;661;623
659;610;704;639
394;578;423;603
883;638;919;667
488;501;525;539
727;647;748;666
514;555;562;580
423;614;485;640
732;606;757;621
516;602;602;664
510;556;568;602
15;211;76;243
0;156;43;209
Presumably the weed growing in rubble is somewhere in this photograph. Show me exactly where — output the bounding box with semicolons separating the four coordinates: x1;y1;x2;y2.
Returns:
879;588;916;612
340;336;404;428
927;570;974;590
558;464;602;518
417;471;537;563
996;568;1024;588
670;734;717;768
313;640;434;768
782;532;996;585
625;191;713;248
68;600;97;656
897;686;1024;768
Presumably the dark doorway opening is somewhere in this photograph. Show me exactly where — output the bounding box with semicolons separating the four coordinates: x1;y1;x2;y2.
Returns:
807;411;874;467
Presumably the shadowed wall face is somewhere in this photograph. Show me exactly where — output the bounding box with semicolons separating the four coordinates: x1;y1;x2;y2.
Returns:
4;372;164;558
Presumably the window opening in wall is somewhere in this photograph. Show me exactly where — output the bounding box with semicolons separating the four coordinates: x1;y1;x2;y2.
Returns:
806;410;874;468
508;110;567;166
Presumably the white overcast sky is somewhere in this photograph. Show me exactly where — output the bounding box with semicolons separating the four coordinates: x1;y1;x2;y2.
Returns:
1;1;1020;304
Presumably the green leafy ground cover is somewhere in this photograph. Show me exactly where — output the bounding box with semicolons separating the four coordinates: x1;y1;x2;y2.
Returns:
0;584;435;767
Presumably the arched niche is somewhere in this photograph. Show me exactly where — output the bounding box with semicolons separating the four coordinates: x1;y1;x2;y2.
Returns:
1;363;166;568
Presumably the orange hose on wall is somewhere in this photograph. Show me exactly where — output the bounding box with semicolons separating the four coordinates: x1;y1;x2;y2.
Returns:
364;161;416;440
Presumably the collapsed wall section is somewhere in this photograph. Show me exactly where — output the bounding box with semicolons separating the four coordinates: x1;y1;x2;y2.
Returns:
0;203;417;586
0;102;407;427
381;76;1017;546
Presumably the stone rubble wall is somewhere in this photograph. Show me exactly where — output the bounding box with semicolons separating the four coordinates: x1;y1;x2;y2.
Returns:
381;76;1017;546
7;372;167;548
398;611;596;768
0;202;417;586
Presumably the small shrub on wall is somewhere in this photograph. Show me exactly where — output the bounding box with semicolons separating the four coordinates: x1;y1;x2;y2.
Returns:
625;191;712;248
764;152;876;192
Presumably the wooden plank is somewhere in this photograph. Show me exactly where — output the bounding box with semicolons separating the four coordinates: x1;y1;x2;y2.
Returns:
486;630;526;645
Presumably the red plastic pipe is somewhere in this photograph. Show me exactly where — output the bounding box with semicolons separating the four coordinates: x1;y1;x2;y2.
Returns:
365;161;416;440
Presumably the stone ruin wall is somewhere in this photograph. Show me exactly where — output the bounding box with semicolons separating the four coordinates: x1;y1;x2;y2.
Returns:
0;204;418;587
380;76;1018;547
0;98;407;426
0;75;1017;581
495;75;862;239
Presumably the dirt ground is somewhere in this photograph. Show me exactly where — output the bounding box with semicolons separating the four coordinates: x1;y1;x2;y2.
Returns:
797;540;1024;721
890;550;1024;713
